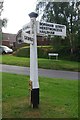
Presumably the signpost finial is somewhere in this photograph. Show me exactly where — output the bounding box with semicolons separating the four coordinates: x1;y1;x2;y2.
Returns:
29;12;38;18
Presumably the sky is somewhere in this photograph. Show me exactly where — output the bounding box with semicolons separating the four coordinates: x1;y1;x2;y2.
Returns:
2;0;79;34
2;0;37;34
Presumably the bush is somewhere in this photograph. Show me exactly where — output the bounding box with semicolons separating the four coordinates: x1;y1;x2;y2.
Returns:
38;46;53;58
13;45;79;61
13;46;53;59
13;46;30;57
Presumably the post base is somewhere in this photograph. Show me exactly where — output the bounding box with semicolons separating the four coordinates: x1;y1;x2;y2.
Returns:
31;88;39;108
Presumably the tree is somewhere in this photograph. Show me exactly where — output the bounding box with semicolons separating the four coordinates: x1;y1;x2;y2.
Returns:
0;0;4;16
36;1;80;60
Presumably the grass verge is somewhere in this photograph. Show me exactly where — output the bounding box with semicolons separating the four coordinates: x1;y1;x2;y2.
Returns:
0;55;79;72
2;72;78;118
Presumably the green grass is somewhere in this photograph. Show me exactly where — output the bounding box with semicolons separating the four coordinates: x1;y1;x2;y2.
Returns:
2;72;78;118
0;55;79;72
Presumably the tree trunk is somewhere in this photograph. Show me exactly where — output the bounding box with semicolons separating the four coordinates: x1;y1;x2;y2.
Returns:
69;33;73;54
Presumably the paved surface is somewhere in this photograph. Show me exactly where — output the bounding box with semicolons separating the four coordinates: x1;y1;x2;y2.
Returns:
0;64;79;80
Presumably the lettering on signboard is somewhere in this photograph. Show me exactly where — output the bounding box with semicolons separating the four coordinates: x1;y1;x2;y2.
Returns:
38;21;66;36
22;31;34;44
24;36;34;42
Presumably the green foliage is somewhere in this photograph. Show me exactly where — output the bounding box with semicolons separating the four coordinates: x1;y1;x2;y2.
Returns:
13;46;53;59
13;45;79;61
36;1;80;60
13;46;30;57
37;46;53;58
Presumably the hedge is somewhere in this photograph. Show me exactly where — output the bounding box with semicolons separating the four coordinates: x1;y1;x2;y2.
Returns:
13;46;53;59
13;46;79;61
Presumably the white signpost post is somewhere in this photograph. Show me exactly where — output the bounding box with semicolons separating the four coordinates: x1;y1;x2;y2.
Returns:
22;12;66;108
29;12;39;108
22;12;39;108
21;12;39;108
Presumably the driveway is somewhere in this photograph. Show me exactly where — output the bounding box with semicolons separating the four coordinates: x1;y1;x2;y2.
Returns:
0;64;79;80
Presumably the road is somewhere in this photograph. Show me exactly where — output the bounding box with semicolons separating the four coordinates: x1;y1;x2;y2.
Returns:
0;64;79;80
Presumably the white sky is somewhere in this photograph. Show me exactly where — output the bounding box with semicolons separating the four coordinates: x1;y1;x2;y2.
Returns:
2;0;37;34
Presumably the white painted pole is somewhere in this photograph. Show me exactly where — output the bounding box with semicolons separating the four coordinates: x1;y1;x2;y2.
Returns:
29;12;39;108
30;17;39;89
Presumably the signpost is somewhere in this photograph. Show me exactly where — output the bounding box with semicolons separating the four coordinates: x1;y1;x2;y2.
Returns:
22;12;66;109
29;12;39;108
22;13;39;108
